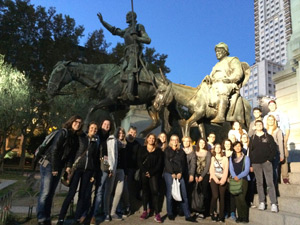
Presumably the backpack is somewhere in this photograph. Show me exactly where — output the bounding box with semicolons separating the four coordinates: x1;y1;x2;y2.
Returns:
33;128;68;169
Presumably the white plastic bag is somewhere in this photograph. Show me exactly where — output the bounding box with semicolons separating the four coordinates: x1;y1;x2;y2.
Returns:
171;178;182;201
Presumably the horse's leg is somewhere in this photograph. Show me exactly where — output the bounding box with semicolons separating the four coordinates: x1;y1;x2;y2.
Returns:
139;106;161;138
198;123;206;139
184;107;206;136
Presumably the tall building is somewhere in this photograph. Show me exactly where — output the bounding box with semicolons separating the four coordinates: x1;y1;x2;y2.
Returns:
241;0;292;109
255;0;292;64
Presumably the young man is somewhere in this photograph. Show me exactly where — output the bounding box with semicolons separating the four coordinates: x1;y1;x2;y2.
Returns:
249;120;278;213
248;107;263;137
121;126;141;216
263;100;290;184
207;132;216;151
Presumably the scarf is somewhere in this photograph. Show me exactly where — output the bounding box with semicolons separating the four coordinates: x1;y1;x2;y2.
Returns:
183;146;193;155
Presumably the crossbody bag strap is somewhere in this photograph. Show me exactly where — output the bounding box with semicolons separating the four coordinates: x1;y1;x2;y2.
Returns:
214;156;223;171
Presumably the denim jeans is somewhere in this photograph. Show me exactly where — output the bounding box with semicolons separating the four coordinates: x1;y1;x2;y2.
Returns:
58;169;94;220
253;161;277;204
37;163;62;222
164;173;190;218
92;170;108;216
104;169;125;215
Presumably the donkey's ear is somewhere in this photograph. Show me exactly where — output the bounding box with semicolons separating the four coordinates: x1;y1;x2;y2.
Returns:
159;68;169;85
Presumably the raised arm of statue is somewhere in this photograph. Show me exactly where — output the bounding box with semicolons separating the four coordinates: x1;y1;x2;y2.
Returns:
97;12;125;37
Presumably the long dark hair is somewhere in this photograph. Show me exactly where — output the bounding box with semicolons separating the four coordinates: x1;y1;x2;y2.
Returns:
195;138;208;152
63;115;83;135
232;141;243;159
211;143;224;157
222;139;233;151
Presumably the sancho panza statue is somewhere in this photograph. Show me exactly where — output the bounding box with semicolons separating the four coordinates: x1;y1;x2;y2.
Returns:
97;12;151;101
203;42;245;123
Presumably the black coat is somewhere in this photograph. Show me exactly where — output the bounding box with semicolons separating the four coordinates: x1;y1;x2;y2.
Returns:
44;129;79;172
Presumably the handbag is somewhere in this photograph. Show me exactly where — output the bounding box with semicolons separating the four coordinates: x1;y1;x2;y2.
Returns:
191;182;205;212
135;155;149;181
100;145;110;173
61;145;89;187
134;169;140;181
229;156;245;195
61;169;75;187
171;178;182;201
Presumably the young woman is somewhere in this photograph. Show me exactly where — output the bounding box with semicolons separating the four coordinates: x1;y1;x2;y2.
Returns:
107;127;128;220
57;121;99;225
266;115;284;192
194;138;211;218
209;143;229;223
138;133;163;223
241;134;249;155
229;141;250;223
222;139;236;220
223;139;233;158
241;133;255;208
90;119;112;224
157;132;168;151
228;121;247;141
103;126;120;222
164;135;195;222
37;115;83;225
182;136;196;207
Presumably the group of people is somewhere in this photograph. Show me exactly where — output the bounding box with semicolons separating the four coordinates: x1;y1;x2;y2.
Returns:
36;99;290;225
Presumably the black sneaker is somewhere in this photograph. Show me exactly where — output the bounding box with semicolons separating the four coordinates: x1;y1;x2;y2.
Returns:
219;217;225;223
185;217;197;222
168;215;175;220
56;220;64;225
211;215;218;222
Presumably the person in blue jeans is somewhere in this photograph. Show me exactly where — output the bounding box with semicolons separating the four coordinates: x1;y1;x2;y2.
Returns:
56;121;99;225
37;115;83;225
89;119;112;225
163;134;196;222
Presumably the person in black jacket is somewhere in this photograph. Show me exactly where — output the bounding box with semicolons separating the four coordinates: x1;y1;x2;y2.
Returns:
37;115;83;225
249;120;278;213
138;133;163;223
164;135;196;222
56;121;99;225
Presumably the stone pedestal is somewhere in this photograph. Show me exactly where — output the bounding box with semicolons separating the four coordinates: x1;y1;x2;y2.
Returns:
121;105;161;136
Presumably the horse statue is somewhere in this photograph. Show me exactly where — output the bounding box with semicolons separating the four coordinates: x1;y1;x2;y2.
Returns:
153;75;251;138
47;61;167;137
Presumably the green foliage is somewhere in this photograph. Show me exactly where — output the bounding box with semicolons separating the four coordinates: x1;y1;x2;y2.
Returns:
0;55;30;136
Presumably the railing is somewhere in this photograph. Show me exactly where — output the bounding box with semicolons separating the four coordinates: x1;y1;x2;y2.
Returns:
0;191;12;225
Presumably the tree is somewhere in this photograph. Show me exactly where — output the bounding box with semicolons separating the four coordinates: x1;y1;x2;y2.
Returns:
0;54;30;170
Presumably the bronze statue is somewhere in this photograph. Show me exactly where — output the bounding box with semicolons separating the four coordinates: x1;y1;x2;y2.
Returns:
47;61;165;137
203;42;245;123
153;43;251;137
97;11;151;101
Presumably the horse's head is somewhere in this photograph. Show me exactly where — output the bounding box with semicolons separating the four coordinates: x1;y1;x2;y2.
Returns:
47;61;73;97
153;82;173;111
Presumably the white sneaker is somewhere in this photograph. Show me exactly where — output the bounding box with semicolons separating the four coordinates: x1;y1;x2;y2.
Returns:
258;202;265;210
271;204;278;213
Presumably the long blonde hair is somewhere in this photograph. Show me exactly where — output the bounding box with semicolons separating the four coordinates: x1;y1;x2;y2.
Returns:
266;115;278;135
